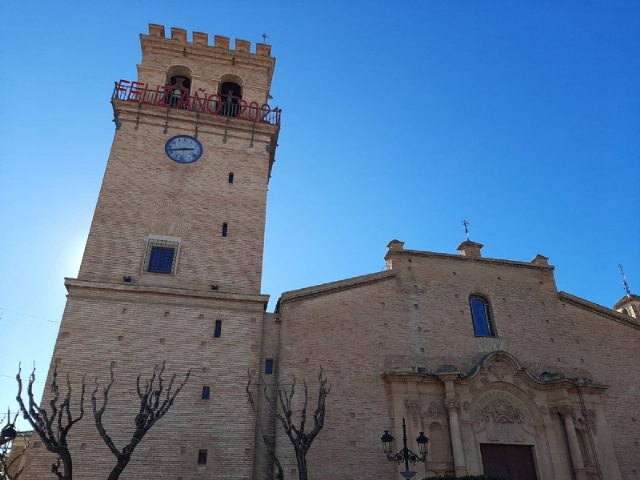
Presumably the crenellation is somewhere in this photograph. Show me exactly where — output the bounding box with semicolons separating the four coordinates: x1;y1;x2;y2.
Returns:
235;38;251;53
214;34;231;49
170;27;187;43
255;43;271;56
143;24;272;58
148;23;165;38
192;31;208;46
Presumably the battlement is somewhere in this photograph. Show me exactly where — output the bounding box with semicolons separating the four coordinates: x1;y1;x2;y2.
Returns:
146;24;272;57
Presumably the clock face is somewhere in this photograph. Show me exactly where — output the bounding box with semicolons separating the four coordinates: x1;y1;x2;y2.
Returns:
165;135;203;164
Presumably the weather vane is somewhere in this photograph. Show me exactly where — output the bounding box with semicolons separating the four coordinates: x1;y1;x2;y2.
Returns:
261;33;269;43
461;219;471;241
619;264;632;296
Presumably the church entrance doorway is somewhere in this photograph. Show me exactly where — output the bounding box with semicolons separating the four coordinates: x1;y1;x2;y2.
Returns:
480;444;538;480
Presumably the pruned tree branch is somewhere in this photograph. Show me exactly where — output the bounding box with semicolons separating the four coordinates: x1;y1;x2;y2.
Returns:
1;410;29;480
261;367;331;480
15;365;85;480
91;362;190;480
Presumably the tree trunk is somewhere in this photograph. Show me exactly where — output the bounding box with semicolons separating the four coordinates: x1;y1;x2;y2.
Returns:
59;449;73;480
107;456;130;480
296;451;308;480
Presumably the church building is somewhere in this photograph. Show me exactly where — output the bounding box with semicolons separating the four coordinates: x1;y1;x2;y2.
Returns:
18;25;640;480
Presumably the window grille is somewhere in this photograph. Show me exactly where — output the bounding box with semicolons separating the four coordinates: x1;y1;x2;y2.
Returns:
144;238;180;274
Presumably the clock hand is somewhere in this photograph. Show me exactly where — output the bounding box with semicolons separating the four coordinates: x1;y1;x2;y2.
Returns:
169;147;195;151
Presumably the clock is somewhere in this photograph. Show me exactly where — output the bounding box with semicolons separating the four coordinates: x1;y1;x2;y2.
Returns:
164;135;203;164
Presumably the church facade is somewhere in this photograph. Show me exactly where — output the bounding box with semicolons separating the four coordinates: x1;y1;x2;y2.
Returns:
19;25;640;480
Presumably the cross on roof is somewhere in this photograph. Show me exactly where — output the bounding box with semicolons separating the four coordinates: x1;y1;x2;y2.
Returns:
461;219;471;241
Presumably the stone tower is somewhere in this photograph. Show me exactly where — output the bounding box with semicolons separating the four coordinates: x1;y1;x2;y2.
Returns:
22;25;280;479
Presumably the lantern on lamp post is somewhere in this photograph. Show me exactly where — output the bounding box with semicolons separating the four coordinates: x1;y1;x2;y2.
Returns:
380;417;428;479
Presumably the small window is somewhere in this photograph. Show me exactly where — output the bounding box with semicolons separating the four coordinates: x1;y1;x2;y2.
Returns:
201;386;210;400
144;236;180;275
228;172;234;184
222;223;228;237
265;359;274;375
148;247;175;273
214;320;222;338
469;295;495;337
197;449;207;465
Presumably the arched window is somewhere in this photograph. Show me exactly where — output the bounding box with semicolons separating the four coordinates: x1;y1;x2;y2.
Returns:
469;295;495;337
164;65;192;108
219;80;242;117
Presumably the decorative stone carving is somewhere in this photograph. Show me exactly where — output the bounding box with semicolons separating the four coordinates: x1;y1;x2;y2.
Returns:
554;405;576;420
480;398;525;425
578;409;597;433
445;399;460;412
404;398;423;425
404;399;422;412
539;405;548;415
487;356;512;380
428;400;446;418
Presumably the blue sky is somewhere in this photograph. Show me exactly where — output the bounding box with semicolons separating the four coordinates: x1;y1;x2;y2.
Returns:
1;1;639;422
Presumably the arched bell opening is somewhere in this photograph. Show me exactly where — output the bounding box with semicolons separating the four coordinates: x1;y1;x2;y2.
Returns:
219;76;243;117
165;66;193;108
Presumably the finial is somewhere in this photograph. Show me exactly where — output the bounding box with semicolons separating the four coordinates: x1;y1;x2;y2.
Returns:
261;33;269;43
619;264;632;296
461;219;471;241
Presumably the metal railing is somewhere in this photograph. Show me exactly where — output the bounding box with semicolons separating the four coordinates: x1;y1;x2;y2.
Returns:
112;81;281;126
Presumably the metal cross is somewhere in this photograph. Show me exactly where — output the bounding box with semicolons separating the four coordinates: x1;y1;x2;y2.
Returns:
619;264;632;296
261;33;269;43
462;219;471;241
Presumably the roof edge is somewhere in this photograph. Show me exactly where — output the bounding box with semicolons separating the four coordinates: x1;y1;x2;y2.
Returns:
277;270;396;307
387;248;555;271
558;291;640;330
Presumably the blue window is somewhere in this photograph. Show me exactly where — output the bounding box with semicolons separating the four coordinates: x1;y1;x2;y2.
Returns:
214;320;222;338
197;449;207;465
265;359;274;375
147;246;175;273
201;386;210;400
222;223;228;237
469;295;495;337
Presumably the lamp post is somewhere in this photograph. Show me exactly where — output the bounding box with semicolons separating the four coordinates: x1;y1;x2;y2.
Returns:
381;417;429;479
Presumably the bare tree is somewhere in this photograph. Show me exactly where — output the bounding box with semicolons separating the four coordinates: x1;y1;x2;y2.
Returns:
246;373;284;480
1;431;29;480
91;362;190;480
258;368;331;480
1;410;28;480
15;366;86;480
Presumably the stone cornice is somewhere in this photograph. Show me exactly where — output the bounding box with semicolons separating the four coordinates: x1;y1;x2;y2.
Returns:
112;100;279;139
558;291;640;330
381;351;609;394
65;278;269;310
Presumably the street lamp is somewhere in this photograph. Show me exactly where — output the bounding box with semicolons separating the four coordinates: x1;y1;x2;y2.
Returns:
380;417;429;479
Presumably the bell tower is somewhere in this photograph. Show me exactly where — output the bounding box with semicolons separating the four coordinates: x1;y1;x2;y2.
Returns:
23;25;280;480
80;24;280;294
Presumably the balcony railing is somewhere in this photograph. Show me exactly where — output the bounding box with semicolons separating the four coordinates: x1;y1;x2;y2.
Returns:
112;80;281;126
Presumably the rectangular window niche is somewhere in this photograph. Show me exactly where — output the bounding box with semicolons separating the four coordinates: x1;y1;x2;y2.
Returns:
143;235;181;275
